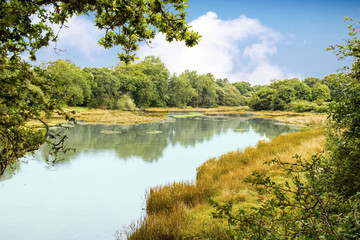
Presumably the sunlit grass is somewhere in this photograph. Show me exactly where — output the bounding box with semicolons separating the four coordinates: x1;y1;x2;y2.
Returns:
126;128;326;239
253;111;327;128
26;107;168;127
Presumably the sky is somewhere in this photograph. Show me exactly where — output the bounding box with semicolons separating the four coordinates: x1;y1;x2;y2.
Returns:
35;0;360;85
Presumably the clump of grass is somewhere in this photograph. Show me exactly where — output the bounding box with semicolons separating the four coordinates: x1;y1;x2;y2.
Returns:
146;181;214;215
119;204;187;240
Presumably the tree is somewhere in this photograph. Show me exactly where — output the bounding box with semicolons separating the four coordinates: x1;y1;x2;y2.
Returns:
303;77;321;88
1;0;200;63
188;72;217;108
116;61;157;109
325;17;360;197
294;81;312;101
0;0;200;176
311;82;331;101
210;156;360;240
249;86;276;111
322;73;349;101
44;60;93;106
135;56;170;107
0;59;69;176
167;73;196;108
83;67;122;108
271;85;296;110
233;81;252;95
215;84;242;106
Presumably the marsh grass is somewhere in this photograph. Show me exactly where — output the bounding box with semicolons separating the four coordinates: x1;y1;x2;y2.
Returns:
253;111;327;127
26;107;168;128
127;128;326;239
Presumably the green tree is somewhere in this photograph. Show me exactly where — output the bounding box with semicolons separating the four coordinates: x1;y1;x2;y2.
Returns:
271;85;296;110
303;77;321;88
215;84;242;106
116;61;157;109
167;73;196;108
136;56;170;107
215;78;229;87
322;73;349;101
233;81;252;95
294;81;312;101
0;59;70;176
325;17;360;197
44;60;93;106
249;87;276;111
0;0;200;176
311;82;331;101
83;67;122;108
188;72;217;108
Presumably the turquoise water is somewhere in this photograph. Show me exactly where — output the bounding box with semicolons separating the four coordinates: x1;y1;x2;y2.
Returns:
0;116;300;240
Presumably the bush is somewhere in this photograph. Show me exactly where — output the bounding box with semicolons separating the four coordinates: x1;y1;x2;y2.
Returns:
285;100;330;113
285;100;317;112
210;155;360;239
115;94;137;110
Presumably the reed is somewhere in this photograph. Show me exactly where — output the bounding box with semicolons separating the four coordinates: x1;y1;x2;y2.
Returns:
146;181;214;215
26;107;167;127
253;111;327;127
127;128;327;239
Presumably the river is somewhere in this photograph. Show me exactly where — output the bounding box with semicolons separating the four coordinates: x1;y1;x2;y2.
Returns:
0;115;300;240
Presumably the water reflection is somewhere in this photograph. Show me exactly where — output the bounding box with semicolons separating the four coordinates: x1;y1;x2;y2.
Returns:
0;116;301;240
35;116;299;163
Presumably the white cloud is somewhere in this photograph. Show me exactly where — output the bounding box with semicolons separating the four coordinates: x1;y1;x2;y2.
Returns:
138;11;296;85
53;16;105;57
33;13;106;64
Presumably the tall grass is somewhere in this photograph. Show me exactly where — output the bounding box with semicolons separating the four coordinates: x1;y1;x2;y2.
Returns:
124;128;326;239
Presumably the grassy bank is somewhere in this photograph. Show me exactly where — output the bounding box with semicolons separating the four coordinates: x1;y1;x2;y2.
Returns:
26;107;168;128
26;106;326;129
26;106;251;128
119;114;326;239
252;111;327;128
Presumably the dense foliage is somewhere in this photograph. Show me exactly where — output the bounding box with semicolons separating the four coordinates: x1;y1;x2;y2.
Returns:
210;18;360;240
41;57;345;112
42;57;249;109
248;76;346;112
0;0;200;176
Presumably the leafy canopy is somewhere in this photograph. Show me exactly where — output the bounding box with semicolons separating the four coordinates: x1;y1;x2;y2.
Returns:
1;0;201;63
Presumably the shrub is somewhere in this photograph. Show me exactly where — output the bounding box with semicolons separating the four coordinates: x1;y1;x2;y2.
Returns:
115;94;137;110
285;100;316;112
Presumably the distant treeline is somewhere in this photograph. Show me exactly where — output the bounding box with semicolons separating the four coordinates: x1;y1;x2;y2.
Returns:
43;56;347;112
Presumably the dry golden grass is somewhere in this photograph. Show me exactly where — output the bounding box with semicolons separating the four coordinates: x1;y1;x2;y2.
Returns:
26;107;168;128
253;111;327;128
145;106;250;114
73;108;166;125
128;128;327;239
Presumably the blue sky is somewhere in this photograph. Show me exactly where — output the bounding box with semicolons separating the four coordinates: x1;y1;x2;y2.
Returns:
36;0;360;85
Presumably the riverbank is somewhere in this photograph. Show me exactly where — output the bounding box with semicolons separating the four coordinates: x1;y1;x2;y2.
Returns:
26;106;327;129
113;108;327;239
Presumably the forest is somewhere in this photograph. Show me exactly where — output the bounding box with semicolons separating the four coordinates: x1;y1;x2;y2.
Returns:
42;56;346;112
